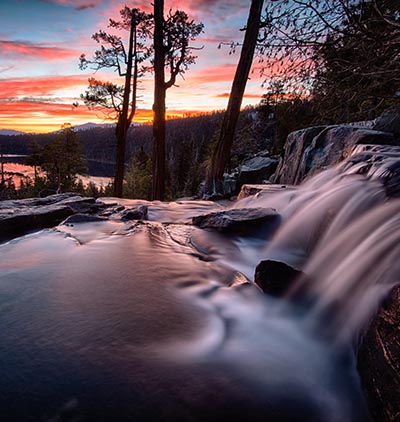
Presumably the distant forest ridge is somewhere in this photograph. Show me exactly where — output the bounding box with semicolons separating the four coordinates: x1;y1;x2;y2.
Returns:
0;111;227;163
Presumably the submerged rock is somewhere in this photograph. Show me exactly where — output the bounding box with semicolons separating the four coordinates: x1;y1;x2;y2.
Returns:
62;213;108;225
192;207;279;235
237;184;292;200
254;260;303;296
358;284;400;422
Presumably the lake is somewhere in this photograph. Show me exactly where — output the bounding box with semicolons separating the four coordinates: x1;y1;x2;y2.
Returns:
0;155;113;188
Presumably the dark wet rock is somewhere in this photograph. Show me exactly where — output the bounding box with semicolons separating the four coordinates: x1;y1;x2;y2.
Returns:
274;125;395;185
120;205;148;221
254;260;303;296
62;213;108;225
358;284;400;422
192;207;279;235
373;109;400;138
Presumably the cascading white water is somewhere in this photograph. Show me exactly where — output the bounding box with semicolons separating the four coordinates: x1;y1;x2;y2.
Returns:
0;144;399;421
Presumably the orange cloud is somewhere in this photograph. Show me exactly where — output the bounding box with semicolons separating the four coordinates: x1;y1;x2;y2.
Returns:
189;63;236;84
0;75;90;98
0;98;154;132
0;40;79;60
215;92;261;99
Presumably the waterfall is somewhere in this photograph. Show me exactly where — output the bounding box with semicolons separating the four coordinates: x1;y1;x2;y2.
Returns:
1;143;399;421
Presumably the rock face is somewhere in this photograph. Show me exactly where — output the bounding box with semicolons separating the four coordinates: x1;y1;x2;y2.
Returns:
274;126;325;185
373;109;400;139
274;125;395;185
254;260;303;296
192;207;279;235
358;284;400;422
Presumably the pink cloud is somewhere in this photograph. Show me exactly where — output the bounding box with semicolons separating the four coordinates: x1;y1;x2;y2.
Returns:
0;40;79;60
41;0;103;10
0;75;89;98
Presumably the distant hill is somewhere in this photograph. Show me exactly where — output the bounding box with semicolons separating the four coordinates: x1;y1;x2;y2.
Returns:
0;129;26;136
71;122;117;132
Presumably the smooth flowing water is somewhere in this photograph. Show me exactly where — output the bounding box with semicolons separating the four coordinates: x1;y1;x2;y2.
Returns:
1;145;400;421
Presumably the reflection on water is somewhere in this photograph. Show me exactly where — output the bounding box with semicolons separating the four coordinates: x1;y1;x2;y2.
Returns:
1;158;112;189
3;147;400;420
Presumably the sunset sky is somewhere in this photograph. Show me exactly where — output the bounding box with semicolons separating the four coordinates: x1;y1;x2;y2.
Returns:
0;0;266;133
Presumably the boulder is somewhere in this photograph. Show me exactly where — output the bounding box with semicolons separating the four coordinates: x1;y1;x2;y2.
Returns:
120;205;148;221
192;207;279;235
358;284;400;422
254;260;303;296
238;155;278;186
204;152;280;199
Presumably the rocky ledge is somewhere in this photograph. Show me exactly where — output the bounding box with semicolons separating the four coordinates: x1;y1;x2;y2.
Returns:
0;194;148;243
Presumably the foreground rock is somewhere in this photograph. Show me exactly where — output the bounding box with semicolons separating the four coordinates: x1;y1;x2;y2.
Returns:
0;193;109;242
358;284;400;422
192;207;279;235
254;260;304;296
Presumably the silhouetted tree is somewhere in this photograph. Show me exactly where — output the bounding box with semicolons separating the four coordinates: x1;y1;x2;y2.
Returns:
152;0;203;200
205;0;264;197
79;6;152;197
256;0;400;121
39;124;87;193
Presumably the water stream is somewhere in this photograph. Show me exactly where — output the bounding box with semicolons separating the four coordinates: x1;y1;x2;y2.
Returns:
1;145;400;421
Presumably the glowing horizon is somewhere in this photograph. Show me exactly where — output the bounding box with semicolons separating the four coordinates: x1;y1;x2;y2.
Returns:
0;0;265;134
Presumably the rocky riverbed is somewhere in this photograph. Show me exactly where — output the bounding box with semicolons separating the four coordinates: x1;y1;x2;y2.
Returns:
1;118;400;421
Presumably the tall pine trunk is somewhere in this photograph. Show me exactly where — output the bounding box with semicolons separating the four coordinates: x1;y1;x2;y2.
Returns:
152;0;166;201
113;11;136;198
205;0;263;197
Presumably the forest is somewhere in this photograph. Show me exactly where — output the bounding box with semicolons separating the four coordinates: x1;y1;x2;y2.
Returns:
1;0;399;201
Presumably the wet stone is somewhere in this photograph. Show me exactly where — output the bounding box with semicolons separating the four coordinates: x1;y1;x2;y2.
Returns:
192;207;279;235
120;205;148;221
254;260;303;296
